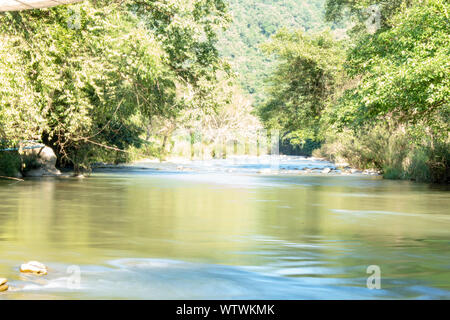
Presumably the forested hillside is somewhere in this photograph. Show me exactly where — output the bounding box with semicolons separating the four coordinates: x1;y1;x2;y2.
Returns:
217;0;327;102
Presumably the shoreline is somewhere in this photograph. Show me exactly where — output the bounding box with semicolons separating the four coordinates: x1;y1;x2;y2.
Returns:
89;155;381;177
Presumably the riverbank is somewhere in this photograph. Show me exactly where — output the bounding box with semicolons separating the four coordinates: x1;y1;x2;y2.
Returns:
91;155;381;177
8;145;447;182
0;145;61;179
312;129;450;185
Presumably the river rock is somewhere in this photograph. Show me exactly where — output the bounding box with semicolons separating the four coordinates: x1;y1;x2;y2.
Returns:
24;167;61;177
20;261;48;275
22;146;61;177
363;169;380;175
334;162;349;167
350;169;362;174
22;146;56;167
322;168;331;174
39;147;57;166
0;278;8;292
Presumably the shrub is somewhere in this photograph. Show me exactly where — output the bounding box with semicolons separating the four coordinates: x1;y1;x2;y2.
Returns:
405;148;431;182
0;151;21;177
280;138;321;156
20;153;41;173
316;124;449;184
427;141;450;184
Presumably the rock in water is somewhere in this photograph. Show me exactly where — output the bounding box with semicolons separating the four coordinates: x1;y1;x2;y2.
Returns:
0;278;8;292
322;168;331;174
20;261;48;275
24;167;61;177
22;146;61;177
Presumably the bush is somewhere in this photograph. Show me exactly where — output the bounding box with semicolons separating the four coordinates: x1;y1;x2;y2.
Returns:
280;138;321;156
20;153;41;173
314;126;395;169
0;151;21;177
427;141;450;184
315;124;449;184
124;142;160;163
405;148;431;182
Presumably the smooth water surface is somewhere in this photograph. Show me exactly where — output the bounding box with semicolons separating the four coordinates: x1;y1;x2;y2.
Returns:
0;157;449;299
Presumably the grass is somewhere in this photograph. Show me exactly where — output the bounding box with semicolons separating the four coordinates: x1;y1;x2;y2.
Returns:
314;125;449;184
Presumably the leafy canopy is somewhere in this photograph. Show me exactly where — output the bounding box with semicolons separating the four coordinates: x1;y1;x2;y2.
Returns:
258;28;345;143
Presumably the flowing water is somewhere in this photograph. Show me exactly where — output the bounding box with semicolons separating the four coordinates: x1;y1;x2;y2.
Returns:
0;156;449;299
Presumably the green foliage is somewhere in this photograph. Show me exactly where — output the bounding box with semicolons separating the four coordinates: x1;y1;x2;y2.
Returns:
20;152;42;173
330;0;449;132
258;28;346;142
280;138;321;157
133;0;230;83
0;151;21;177
0;0;231;171
264;0;449;183
426;141;450;184
217;0;328;102
145;71;261;160
316;123;449;183
325;0;413;26
405;147;431;182
314;125;398;169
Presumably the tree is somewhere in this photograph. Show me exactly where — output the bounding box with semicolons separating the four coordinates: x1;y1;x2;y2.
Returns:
320;0;449;183
325;0;414;28
329;0;449;137
0;0;231;171
258;28;345;144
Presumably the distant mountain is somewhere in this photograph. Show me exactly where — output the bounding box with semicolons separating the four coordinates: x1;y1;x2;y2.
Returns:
218;0;327;103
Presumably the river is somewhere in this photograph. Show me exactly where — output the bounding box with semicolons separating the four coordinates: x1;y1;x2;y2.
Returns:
0;156;449;299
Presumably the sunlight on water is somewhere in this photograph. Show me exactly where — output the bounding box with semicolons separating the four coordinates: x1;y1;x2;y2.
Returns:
0;157;449;299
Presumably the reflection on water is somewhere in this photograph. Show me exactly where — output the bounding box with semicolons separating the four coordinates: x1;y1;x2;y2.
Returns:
0;158;449;299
